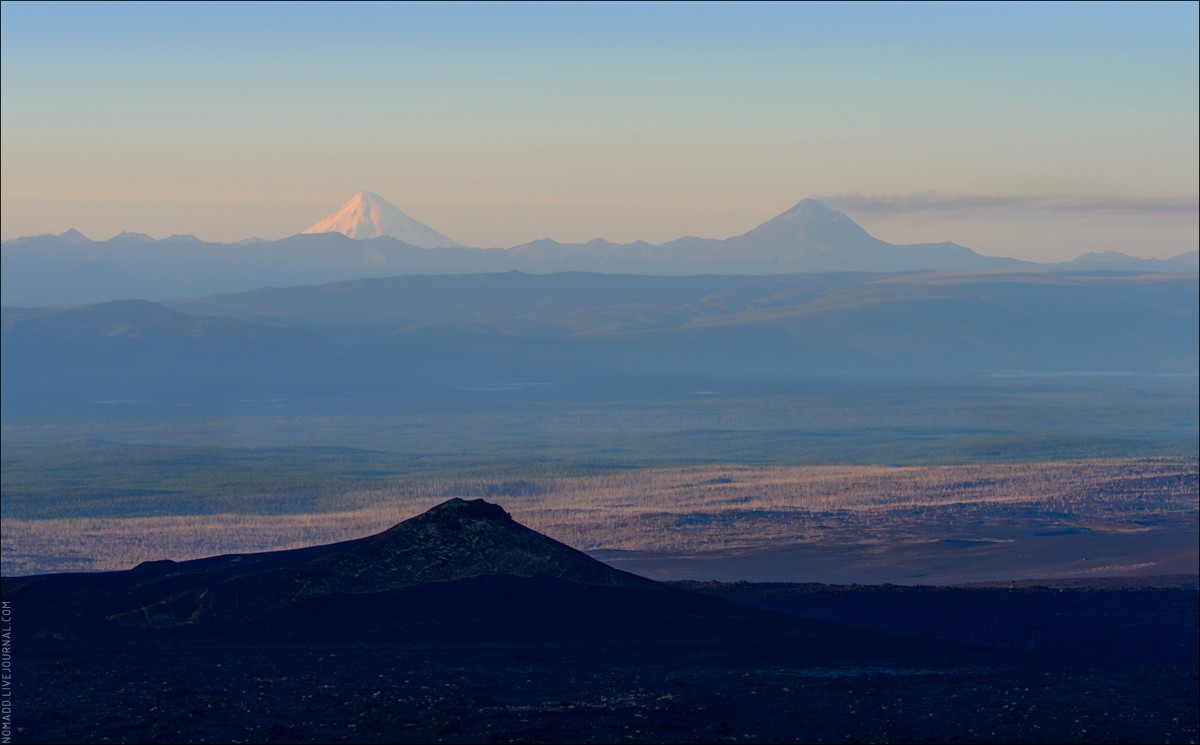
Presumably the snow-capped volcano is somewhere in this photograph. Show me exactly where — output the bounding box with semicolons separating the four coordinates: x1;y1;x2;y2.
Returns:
303;192;463;247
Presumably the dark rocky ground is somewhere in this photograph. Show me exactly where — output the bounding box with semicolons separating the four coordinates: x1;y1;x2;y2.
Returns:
16;640;1197;744
7;502;1197;743
15;580;1199;744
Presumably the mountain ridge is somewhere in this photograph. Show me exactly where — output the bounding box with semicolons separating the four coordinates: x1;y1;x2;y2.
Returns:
5;270;1195;417
3;198;1195;307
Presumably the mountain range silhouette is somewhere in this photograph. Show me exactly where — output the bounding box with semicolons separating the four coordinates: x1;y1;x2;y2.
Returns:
7;195;1196;307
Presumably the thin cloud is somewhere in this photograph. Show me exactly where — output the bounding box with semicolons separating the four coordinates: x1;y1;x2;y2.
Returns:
816;193;1199;220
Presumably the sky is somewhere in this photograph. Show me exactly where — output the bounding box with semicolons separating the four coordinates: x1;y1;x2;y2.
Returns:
1;1;1197;261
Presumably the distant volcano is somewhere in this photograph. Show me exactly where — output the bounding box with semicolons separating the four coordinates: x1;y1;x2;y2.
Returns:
303;191;463;247
713;198;1002;272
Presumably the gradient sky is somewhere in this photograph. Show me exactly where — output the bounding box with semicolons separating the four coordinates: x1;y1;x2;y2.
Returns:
2;1;1197;260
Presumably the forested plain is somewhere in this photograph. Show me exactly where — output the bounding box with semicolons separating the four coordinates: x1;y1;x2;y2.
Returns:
4;374;1196;582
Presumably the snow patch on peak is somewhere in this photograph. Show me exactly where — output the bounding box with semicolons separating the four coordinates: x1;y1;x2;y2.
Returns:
303;192;463;248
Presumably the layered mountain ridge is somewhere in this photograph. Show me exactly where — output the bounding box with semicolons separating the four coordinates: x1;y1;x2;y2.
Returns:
5;270;1195;418
6;196;1194;307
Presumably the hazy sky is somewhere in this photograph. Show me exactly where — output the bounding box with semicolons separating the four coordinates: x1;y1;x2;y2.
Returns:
2;1;1197;260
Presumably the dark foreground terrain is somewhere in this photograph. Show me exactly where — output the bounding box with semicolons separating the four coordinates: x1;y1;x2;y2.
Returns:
19;635;1198;744
6;501;1198;743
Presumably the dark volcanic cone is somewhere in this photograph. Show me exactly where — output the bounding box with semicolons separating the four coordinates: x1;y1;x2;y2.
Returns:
308;497;653;591
1;499;807;644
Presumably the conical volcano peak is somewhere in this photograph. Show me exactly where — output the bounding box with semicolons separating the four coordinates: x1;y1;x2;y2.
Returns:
731;197;872;245
773;198;853;224
303;192;463;248
333;498;651;591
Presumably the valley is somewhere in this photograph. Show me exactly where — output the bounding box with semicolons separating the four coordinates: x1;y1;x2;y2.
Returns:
5;367;1195;582
4;453;1195;582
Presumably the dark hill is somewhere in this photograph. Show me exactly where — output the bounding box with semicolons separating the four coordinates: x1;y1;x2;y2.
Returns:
2;499;830;644
307;497;657;591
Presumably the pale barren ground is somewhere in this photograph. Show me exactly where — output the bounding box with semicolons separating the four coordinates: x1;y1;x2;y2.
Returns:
4;458;1196;583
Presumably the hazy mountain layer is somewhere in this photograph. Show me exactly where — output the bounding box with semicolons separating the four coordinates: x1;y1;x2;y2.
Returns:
6;198;1192;307
3;271;1195;416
